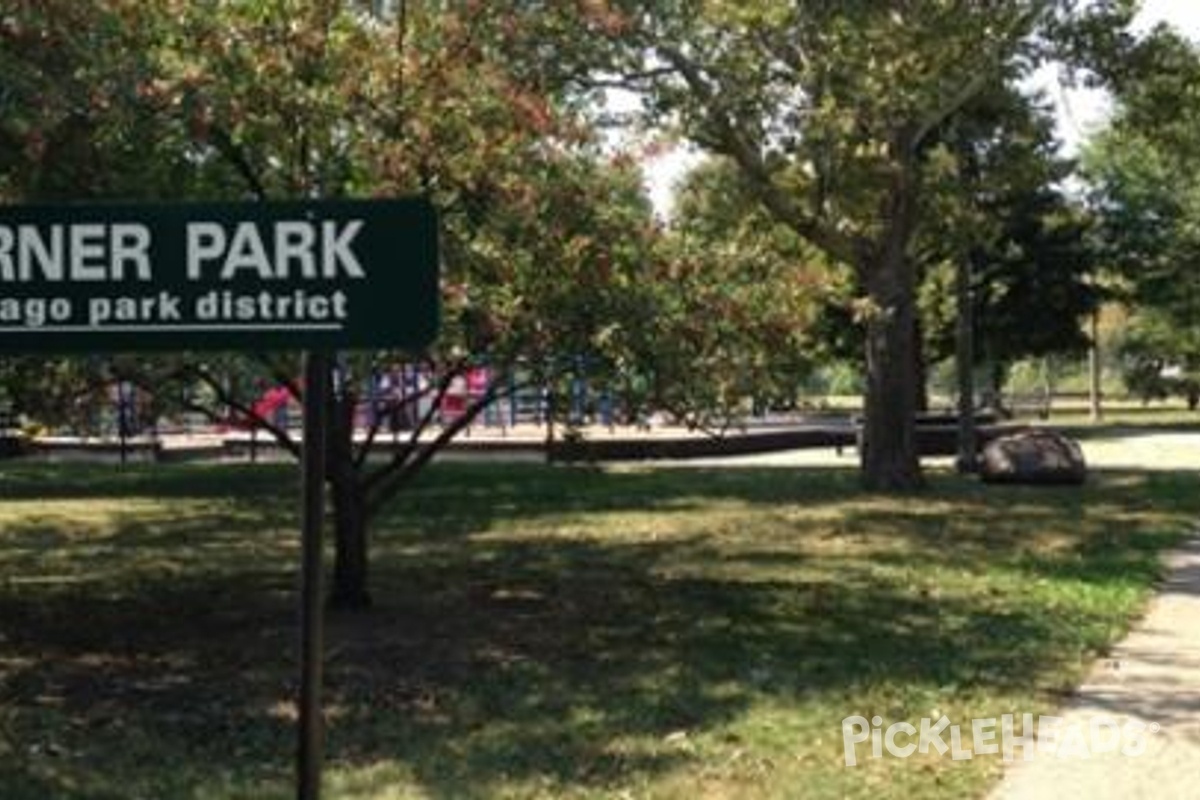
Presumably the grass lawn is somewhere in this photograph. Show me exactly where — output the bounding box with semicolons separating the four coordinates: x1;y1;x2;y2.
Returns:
1;461;1198;799
1019;398;1200;430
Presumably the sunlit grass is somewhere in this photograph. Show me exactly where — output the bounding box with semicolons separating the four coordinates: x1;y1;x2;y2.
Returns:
1023;397;1199;429
1;461;1197;799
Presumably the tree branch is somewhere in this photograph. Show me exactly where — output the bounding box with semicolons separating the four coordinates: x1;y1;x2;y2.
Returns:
363;381;513;519
251;352;302;401
360;362;462;494
567;66;679;92
653;44;860;266
910;5;1047;153
209;125;268;200
185;365;301;458
351;371;452;471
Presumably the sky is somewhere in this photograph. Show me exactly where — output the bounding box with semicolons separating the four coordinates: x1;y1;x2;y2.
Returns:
1048;0;1200;152
642;2;1200;217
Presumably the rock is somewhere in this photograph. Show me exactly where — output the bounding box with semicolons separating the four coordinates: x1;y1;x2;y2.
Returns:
979;429;1086;485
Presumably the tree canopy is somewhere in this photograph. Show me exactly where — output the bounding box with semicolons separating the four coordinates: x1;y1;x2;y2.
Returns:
919;83;1098;375
1;1;668;605
552;0;1136;488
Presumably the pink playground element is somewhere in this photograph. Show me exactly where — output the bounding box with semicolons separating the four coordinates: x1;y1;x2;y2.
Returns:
439;376;468;422
440;367;491;423
253;386;293;420
466;367;491;397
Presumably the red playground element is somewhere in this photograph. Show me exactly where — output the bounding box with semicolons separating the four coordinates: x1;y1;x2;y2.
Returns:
440;367;491;424
253;386;293;420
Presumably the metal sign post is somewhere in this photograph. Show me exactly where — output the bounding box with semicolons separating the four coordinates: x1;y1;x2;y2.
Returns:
298;351;330;800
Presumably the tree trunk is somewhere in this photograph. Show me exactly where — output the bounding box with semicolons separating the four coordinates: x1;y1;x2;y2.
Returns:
989;361;1007;416
862;270;922;489
1088;307;1103;422
860;163;923;492
326;389;372;610
329;470;371;610
955;254;977;473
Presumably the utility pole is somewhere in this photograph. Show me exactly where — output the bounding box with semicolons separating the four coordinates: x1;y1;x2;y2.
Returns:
298;352;330;800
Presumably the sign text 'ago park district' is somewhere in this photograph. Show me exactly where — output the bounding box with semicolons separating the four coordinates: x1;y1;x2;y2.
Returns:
0;198;439;352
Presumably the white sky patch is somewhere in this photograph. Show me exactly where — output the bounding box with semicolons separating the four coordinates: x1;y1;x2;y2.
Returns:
1038;1;1200;155
601;87;704;221
642;144;704;221
1135;0;1200;38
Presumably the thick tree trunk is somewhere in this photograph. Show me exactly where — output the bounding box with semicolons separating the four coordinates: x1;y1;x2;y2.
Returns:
329;471;371;610
326;390;372;610
860;162;923;492
862;264;923;490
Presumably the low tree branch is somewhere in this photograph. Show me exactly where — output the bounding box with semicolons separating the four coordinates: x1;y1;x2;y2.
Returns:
184;365;301;458
360;362;462;494
363;382;512;519
351;374;453;471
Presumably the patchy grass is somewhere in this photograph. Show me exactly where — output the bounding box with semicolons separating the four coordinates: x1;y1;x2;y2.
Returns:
1;461;1198;799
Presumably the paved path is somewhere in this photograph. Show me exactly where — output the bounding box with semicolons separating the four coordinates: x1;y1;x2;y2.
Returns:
32;426;1200;471
640;431;1200;471
1072;432;1200;471
988;535;1200;800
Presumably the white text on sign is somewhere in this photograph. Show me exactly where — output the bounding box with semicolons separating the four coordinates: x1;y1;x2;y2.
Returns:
0;220;366;283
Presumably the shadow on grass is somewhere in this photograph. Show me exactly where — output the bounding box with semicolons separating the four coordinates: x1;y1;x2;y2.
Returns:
0;462;1196;798
0;540;1079;798
321;540;1104;796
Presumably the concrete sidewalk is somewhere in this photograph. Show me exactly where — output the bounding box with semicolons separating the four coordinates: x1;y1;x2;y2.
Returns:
989;535;1200;800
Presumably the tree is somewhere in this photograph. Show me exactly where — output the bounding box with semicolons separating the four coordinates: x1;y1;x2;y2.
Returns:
0;358;113;432
561;0;1132;489
1;1;663;607
1;1;180;431
1118;310;1200;408
1081;25;1200;406
646;157;849;425
917;84;1099;395
0;0;208;202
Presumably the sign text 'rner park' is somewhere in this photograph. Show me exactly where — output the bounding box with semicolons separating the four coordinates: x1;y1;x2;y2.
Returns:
0;198;439;352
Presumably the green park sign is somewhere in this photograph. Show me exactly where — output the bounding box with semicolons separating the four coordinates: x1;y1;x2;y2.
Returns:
1;196;440;799
0;197;439;352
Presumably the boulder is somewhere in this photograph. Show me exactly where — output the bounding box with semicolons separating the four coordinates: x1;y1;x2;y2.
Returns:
979;429;1086;485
